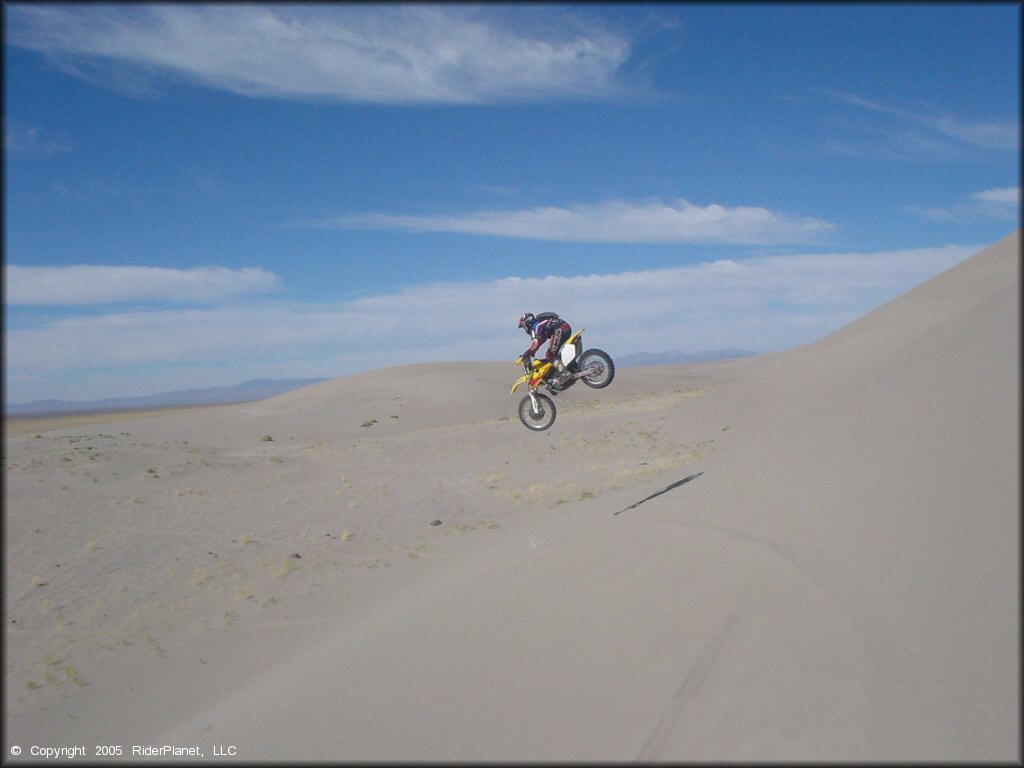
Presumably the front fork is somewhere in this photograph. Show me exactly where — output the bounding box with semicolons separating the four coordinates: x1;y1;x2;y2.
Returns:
527;390;543;414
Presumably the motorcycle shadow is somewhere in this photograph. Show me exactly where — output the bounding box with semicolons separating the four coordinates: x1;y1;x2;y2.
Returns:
613;472;705;516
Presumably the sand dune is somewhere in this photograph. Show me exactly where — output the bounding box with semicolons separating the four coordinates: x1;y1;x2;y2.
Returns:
4;231;1018;761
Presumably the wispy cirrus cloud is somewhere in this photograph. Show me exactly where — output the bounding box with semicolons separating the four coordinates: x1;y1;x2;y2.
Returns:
4;121;70;154
6;5;635;104
307;198;836;245
819;90;1019;159
5;244;975;402
5;265;280;306
905;186;1021;223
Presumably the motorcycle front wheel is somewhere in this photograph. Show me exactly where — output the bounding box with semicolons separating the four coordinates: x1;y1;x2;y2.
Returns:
518;393;556;431
577;349;615;389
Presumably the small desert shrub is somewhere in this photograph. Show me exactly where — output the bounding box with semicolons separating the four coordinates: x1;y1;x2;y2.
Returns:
273;558;298;577
62;664;86;686
146;636;166;657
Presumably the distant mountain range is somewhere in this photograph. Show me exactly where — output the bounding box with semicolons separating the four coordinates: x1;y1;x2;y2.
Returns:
617;349;757;367
6;378;329;417
7;351;757;416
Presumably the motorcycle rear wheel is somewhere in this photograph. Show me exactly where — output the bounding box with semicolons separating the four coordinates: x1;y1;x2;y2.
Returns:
518;393;556;431
578;349;615;389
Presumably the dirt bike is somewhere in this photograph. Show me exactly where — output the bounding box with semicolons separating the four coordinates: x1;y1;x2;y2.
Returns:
510;328;615;431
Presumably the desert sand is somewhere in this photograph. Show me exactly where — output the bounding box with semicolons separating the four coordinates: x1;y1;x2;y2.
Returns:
4;230;1019;761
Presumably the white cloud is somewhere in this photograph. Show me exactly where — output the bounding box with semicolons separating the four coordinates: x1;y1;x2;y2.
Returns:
932;116;1020;152
5;244;977;402
310;198;836;245
970;187;1020;205
6;5;634;104
5;265;281;305
820;91;1019;158
905;186;1021;223
4;121;70;154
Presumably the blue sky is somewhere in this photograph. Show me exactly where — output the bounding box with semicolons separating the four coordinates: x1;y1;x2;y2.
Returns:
4;3;1020;404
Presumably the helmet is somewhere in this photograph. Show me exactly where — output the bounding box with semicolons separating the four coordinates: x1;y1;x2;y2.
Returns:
518;312;535;331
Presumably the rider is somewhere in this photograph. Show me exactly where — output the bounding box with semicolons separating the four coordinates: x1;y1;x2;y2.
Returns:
518;311;571;379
